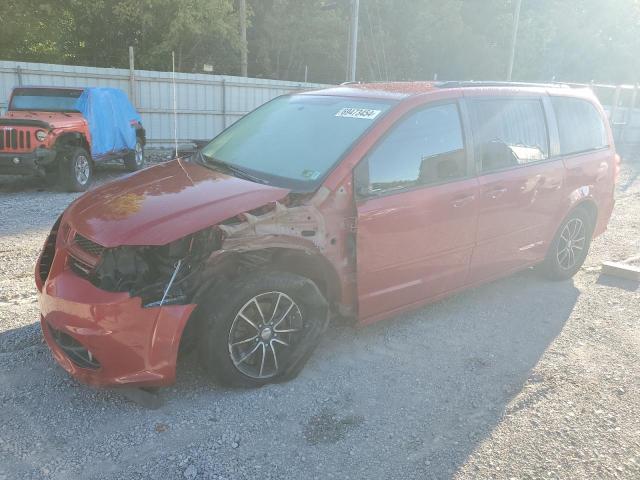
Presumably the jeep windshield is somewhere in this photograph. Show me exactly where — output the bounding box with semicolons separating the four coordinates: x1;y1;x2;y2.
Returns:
198;94;394;192
9;88;83;112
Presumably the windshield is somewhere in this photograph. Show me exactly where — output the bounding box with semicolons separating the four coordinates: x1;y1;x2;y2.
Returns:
10;88;83;112
200;94;394;191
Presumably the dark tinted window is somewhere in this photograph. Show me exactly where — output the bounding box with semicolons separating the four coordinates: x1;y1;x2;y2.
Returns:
10;88;83;112
469;98;549;173
361;104;466;195
551;97;608;155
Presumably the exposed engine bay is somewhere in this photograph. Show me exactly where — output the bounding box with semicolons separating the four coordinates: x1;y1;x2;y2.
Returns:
88;227;221;307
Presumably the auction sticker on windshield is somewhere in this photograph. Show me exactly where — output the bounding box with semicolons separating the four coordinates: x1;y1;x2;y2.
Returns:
335;107;381;120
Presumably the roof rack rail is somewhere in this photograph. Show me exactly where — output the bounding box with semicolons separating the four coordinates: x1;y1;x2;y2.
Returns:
435;80;571;89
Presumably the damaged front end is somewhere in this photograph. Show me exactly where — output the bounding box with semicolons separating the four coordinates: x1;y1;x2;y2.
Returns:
84;227;222;307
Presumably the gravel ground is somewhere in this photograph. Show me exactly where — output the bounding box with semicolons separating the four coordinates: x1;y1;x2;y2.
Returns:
0;153;638;480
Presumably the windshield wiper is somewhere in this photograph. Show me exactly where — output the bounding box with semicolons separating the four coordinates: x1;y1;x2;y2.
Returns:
195;150;269;185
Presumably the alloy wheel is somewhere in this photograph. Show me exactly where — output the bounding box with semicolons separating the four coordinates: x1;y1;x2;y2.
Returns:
228;291;303;379
556;217;586;270
74;155;90;185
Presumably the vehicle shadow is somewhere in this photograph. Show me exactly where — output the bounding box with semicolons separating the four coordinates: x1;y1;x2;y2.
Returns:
0;268;579;479
173;267;579;479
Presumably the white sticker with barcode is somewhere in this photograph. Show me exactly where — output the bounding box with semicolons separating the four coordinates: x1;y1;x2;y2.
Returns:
335;107;381;120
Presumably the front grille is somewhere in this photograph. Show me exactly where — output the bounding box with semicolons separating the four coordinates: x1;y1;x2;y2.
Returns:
38;217;61;283
0;128;31;151
74;234;105;257
48;324;101;370
68;255;93;279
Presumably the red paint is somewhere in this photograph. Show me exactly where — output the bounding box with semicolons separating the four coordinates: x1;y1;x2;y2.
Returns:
37;82;617;387
65;159;290;247
468;160;565;283
39;259;195;387
356;177;479;320
1;110;91;151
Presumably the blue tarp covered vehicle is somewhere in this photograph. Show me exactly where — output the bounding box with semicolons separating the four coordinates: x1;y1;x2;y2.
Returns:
75;87;143;160
0;86;146;191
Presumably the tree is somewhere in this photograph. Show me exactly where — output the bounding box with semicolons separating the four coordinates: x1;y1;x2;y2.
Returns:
247;0;347;83
514;0;640;84
1;0;638;85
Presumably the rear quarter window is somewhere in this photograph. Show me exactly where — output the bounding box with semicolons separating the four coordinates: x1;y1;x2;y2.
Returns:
468;97;549;173
551;97;609;155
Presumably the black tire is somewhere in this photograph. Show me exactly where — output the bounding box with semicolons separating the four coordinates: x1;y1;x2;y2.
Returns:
197;271;329;387
58;147;92;192
541;208;593;280
124;138;145;172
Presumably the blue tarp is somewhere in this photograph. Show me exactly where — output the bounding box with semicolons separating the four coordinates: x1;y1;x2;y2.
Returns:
74;87;141;158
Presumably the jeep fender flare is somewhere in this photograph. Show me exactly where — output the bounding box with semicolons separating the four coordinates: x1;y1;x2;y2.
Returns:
53;132;91;160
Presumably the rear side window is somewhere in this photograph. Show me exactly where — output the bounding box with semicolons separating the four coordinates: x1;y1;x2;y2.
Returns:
468;98;549;173
551;97;608;155
360;103;467;195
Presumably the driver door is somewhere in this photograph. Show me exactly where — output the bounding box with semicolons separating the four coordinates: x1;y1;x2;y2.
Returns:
355;102;479;322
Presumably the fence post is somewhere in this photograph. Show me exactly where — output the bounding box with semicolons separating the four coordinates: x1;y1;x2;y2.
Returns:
128;46;137;107
624;84;639;148
610;85;621;125
630;84;638;115
221;79;227;129
16;65;23;86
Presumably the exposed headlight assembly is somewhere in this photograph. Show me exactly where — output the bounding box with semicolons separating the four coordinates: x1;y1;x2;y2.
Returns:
88;228;220;307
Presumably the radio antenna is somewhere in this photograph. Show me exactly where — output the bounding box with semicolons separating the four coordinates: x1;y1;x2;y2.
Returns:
172;51;178;158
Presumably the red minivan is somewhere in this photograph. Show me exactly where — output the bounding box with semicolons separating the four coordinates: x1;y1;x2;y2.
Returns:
36;82;617;388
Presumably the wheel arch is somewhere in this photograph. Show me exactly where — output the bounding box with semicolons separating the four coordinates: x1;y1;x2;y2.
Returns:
542;198;596;280
572;198;598;233
179;246;342;356
54;132;91;160
135;125;146;145
196;246;342;305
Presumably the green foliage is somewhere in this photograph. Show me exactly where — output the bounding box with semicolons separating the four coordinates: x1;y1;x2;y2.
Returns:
0;0;638;84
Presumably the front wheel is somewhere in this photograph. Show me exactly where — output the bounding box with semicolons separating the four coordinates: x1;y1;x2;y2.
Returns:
124;139;145;171
541;208;593;280
58;147;92;192
197;272;329;387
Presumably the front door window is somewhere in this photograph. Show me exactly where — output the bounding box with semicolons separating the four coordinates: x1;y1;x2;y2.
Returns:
357;103;467;196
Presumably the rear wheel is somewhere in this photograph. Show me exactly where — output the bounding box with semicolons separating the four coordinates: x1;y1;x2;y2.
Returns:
58;147;92;192
124;139;145;171
541;208;593;280
197;271;329;387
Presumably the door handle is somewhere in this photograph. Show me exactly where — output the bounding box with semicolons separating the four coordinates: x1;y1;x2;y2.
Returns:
485;187;507;199
451;194;475;208
520;175;545;191
537;175;562;189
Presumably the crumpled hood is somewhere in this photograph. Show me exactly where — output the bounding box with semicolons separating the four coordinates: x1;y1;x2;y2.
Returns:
2;111;86;129
64;159;290;247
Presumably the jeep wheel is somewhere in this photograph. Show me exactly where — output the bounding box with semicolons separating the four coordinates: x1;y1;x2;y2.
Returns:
124;139;145;171
197;272;329;387
59;147;92;192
